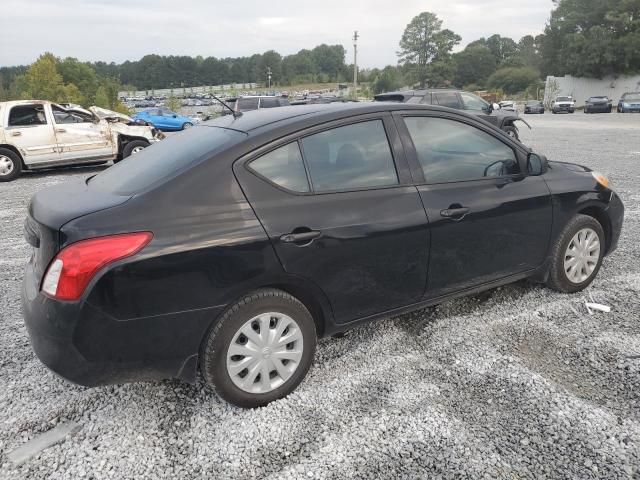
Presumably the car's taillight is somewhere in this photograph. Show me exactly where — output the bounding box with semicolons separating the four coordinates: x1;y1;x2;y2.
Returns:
42;232;153;301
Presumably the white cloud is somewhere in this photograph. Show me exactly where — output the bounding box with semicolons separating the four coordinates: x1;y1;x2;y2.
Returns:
0;0;551;68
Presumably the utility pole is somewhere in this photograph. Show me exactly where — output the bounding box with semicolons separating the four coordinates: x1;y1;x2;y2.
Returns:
267;67;272;89
353;31;359;99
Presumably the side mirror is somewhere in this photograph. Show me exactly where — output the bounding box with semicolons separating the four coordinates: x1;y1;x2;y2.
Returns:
527;153;548;176
173;114;177;118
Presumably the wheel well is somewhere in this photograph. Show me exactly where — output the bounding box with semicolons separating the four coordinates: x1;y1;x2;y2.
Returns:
0;144;26;168
271;283;326;336
578;206;612;253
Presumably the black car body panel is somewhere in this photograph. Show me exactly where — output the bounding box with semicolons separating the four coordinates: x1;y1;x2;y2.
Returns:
584;97;612;113
21;103;624;387
524;101;545;114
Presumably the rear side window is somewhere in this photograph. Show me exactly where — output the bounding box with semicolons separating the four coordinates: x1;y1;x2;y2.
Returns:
404;117;518;184
250;142;309;192
90;126;246;195
9;105;47;126
433;92;461;109
301;120;398;192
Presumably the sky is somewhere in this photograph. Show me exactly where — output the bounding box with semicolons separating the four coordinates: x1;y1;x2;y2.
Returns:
0;0;552;68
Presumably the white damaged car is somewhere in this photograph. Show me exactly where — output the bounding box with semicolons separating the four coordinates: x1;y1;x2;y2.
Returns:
0;100;165;181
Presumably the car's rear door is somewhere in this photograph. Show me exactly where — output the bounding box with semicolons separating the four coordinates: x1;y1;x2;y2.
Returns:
394;111;552;298
234;113;430;324
4;103;60;166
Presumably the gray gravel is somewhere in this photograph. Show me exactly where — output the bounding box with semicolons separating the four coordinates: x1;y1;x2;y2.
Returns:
1;112;639;479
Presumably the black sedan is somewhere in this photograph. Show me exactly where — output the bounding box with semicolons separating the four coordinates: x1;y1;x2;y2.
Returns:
524;100;545;114
584;96;613;113
22;103;624;408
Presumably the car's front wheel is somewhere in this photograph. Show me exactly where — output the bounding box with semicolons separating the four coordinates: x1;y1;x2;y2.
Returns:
0;148;22;182
503;126;519;140
546;214;605;293
201;289;317;408
121;140;150;160
182;122;193;130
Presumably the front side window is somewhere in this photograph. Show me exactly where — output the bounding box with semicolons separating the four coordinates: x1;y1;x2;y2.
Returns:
250;142;309;192
301;120;398;192
52;105;93;124
433;92;461;109
404;117;519;184
460;92;489;111
8;105;47;127
259;97;279;108
237;98;259;111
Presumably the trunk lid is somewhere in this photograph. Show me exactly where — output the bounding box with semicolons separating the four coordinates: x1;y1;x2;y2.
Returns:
25;179;132;281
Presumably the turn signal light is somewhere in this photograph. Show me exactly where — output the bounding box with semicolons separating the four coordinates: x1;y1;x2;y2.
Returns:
42;232;153;301
591;171;610;189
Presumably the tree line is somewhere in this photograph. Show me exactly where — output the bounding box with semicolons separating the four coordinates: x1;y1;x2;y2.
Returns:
1;0;638;105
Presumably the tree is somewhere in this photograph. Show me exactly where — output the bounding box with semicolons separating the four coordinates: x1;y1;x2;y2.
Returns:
371;66;403;94
17;53;83;103
398;12;461;87
58;57;99;104
539;0;640;77
453;45;497;88
487;66;540;94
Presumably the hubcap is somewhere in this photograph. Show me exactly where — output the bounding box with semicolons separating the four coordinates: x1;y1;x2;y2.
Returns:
564;227;601;284
131;146;145;154
0;155;14;176
183;123;192;129
226;312;303;394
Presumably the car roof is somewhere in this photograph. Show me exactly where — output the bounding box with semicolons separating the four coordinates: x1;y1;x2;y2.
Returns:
199;102;480;135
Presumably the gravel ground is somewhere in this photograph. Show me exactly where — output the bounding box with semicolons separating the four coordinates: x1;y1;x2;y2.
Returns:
0;112;639;479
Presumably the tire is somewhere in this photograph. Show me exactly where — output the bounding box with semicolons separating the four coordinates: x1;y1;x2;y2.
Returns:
121;140;150;160
200;288;317;408
0;148;22;182
503;126;519;141
546;214;605;293
182;122;193;130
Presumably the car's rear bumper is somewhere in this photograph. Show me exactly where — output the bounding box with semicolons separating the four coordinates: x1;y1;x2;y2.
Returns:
21;260;219;386
586;104;611;112
621;105;640;112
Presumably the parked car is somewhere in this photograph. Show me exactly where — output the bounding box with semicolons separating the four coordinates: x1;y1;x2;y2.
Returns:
524;100;545;114
498;100;517;112
617;92;640;113
133;108;195;131
223;96;291;114
584;96;613;114
551;96;576;114
22;103;623;408
0;100;164;182
374;89;529;140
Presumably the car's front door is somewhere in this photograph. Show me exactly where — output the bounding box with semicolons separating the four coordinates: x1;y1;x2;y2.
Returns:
4;103;60;166
51;105;114;162
395;112;552;298
235;115;430;324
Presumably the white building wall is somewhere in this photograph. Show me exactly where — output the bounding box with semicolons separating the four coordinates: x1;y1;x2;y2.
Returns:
544;75;640;107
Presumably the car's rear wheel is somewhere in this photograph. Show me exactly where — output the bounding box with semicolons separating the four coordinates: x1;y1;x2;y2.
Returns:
121;140;150;160
546;214;605;293
200;289;317;408
182;122;193;130
0;148;22;182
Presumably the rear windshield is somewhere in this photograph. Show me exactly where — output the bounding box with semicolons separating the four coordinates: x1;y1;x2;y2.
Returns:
89;126;246;195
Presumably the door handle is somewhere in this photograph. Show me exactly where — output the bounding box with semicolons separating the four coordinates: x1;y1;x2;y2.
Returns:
56;128;66;133
440;207;470;220
280;230;321;244
10;131;21;136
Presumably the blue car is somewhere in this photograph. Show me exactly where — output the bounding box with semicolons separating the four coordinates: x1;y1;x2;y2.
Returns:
618;92;640;113
133;108;194;131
